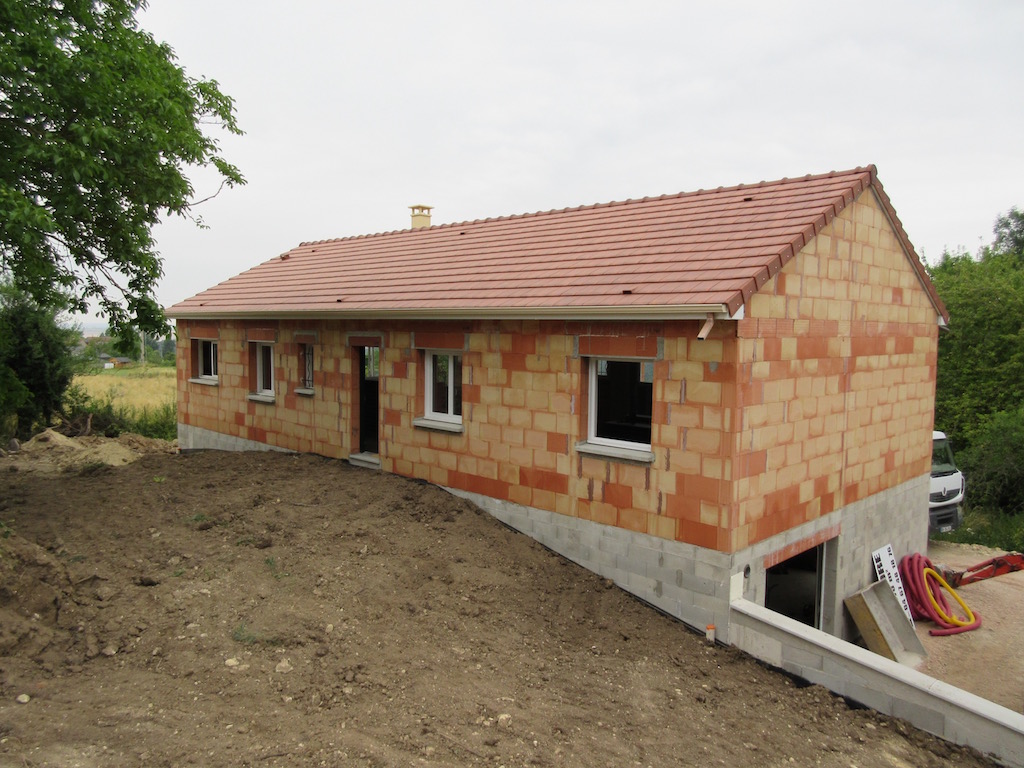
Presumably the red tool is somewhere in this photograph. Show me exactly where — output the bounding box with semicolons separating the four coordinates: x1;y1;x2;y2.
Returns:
938;553;1024;587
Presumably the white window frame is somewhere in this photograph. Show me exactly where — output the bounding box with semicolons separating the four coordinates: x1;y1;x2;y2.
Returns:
424;350;462;425
189;339;218;386
199;339;218;379
255;342;274;396
587;357;653;452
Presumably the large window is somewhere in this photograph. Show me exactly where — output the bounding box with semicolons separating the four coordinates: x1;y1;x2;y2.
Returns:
589;358;653;449
425;351;462;424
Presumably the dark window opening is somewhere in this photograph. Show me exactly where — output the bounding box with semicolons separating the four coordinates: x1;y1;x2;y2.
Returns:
594;359;652;445
199;340;218;378
765;545;823;628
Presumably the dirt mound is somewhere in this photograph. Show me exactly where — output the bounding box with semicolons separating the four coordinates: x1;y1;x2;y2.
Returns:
7;428;176;474
0;532;73;660
0;447;1000;767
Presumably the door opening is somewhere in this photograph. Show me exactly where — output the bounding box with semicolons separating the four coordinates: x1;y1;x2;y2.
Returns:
359;346;379;454
765;544;824;629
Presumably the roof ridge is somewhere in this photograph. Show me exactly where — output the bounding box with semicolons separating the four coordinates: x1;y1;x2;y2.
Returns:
293;166;877;250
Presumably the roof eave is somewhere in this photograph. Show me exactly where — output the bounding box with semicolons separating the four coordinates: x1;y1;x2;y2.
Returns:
167;303;733;322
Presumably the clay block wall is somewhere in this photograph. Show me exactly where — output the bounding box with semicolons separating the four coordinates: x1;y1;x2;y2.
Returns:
177;317;740;550
377;320;737;551
177;320;359;456
732;189;938;551
175;188;939;557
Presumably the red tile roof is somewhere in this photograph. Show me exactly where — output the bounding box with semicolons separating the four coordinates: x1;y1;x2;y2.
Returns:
167;166;948;322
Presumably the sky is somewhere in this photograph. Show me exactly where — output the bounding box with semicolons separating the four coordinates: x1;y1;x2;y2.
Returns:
110;0;1024;322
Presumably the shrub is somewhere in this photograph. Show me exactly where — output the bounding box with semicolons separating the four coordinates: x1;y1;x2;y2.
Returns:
960;406;1024;516
936;507;1024;553
61;387;176;441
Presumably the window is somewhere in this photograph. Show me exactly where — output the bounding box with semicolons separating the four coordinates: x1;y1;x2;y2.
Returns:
251;342;273;396
589;358;652;449
189;339;218;384
299;343;315;390
425;351;462;423
200;340;218;378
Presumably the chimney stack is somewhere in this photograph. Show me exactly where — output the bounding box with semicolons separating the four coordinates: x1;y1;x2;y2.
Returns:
410;204;433;229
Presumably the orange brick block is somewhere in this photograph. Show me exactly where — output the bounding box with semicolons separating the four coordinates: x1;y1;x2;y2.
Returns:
603;482;633;508
519;467;568;495
617;506;646;532
677;520;721;550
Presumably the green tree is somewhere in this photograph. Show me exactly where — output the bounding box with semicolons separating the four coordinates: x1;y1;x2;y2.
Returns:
960;407;1024;516
993;207;1024;259
928;249;1024;446
0;284;77;439
0;0;244;342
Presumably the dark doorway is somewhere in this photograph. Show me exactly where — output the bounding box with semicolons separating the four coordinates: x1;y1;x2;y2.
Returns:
765;545;823;628
359;346;379;454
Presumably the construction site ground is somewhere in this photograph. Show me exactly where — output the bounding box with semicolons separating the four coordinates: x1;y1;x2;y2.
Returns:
0;431;1015;767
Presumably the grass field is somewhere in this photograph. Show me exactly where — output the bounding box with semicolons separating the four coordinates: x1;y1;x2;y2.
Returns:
74;366;176;411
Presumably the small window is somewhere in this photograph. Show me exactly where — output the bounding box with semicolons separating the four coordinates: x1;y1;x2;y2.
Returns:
254;342;274;395
589;358;652;449
425;351;462;423
300;343;315;389
200;340;218;378
190;339;218;383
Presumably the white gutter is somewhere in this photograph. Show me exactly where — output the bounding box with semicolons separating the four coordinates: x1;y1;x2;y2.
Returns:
167;303;733;322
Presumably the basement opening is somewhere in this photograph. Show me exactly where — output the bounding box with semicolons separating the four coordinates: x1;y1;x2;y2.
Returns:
765;544;824;629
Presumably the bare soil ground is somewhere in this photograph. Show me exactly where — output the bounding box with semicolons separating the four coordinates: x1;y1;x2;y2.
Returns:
916;541;1024;714
0;432;1004;767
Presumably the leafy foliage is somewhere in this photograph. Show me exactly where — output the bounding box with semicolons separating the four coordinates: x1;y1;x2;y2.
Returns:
934;505;1024;553
0;0;243;341
957;407;1024;516
993;207;1024;259
0;284;77;439
928;208;1024;548
927;249;1024;448
62;381;176;440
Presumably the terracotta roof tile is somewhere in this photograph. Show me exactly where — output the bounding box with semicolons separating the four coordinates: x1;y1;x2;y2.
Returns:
167;166;948;322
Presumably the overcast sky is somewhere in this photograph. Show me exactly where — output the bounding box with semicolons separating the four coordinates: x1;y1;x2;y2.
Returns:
128;0;1023;315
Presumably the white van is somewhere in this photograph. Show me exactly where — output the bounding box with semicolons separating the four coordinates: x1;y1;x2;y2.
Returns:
930;430;965;534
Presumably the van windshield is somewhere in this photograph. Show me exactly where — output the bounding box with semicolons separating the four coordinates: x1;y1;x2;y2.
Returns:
932;438;958;476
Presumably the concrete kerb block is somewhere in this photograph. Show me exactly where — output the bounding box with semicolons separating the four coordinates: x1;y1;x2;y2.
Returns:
526;507;555;526
680;570;717;597
624;570;658;595
597;534;630;558
601;525;636;545
642;562;679;587
694;560;727;581
780;641;826;673
841;680;896;716
628;542;663;566
891;700;948;741
592;548;618;571
943;708;1024;767
678;604;715;633
531;521;557;547
654;582;691;608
